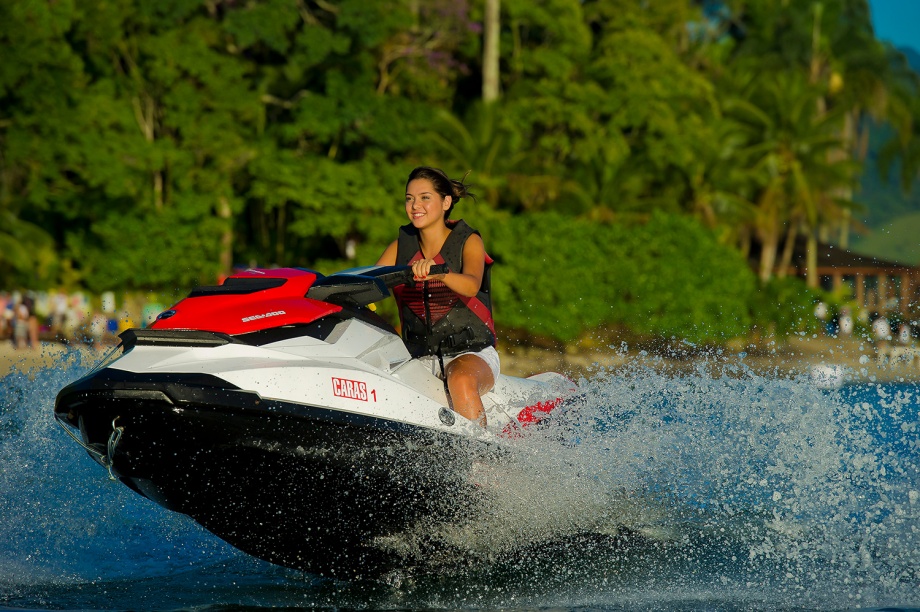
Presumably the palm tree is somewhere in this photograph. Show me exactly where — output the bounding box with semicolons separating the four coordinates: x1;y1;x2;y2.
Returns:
680;108;760;240
806;0;920;247
727;70;857;285
719;0;920;261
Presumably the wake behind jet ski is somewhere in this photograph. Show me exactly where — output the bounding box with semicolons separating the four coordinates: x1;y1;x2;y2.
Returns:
54;265;575;579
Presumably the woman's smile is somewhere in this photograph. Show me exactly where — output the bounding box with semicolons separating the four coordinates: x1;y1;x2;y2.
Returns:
405;178;450;227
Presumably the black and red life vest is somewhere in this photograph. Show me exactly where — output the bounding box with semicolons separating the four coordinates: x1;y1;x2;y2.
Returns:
393;219;496;358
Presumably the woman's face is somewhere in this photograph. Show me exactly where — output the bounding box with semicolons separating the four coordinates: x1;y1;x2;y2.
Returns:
405;178;451;229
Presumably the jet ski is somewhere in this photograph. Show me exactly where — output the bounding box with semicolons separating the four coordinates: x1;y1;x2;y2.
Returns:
54;265;575;579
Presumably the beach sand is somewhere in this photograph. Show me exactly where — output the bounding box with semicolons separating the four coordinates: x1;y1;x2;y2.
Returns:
0;341;104;378
3;333;917;384
501;333;920;384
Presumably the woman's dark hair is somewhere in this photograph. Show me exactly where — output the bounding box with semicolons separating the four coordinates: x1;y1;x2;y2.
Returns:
406;166;476;219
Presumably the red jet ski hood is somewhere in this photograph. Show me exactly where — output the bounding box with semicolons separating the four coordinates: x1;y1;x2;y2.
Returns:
150;268;342;336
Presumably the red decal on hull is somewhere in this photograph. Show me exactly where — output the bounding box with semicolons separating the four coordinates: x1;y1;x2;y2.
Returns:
500;397;564;438
332;377;369;401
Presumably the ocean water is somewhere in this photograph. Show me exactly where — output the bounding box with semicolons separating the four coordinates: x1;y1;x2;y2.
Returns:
1;346;918;611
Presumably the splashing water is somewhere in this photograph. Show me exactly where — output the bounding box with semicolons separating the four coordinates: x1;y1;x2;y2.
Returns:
1;346;917;610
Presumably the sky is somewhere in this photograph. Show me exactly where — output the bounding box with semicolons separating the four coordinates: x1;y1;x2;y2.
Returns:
867;0;920;51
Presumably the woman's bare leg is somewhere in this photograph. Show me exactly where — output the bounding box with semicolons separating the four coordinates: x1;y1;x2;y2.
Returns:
445;354;495;427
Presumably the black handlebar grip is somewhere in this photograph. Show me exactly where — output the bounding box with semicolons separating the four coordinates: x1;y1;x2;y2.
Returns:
392;263;450;289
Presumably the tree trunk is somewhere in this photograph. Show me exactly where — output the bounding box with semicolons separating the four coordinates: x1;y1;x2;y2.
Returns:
758;224;779;283
482;0;500;103
839;208;850;248
806;229;819;289
837;109;862;249
777;222;797;278
275;204;286;265
133;95;164;210
738;227;751;259
218;196;233;279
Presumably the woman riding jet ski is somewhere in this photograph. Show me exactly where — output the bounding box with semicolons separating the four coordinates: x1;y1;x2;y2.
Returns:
376;166;499;429
55;167;578;579
54;262;574;580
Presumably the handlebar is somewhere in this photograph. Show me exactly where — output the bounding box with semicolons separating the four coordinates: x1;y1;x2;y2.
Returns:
305;264;451;308
376;264;449;289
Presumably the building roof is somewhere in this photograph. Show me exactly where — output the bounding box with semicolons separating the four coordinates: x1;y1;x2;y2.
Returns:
750;236;918;274
793;239;916;272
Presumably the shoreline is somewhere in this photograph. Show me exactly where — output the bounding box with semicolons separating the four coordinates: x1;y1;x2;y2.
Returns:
499;334;920;384
0;341;102;378
3;334;917;384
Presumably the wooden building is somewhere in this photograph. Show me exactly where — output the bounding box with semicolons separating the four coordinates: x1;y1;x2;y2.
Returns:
783;239;919;315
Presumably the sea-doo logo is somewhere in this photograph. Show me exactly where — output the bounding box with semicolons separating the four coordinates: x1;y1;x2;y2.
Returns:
241;310;286;323
332;377;369;401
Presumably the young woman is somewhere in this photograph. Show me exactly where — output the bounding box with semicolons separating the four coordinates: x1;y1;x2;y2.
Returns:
376;167;498;427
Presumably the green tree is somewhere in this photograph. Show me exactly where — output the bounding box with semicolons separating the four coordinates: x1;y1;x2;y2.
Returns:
723;70;856;285
0;0;87;286
490;211;756;344
240;0;484;266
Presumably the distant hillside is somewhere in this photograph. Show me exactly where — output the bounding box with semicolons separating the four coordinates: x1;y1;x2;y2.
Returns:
851;211;920;265
855;120;920;226
850;44;920;263
901;45;920;72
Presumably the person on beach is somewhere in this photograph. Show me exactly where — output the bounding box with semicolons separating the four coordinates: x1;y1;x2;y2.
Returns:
12;300;29;349
0;293;10;341
24;295;39;348
872;312;893;361
897;322;912;346
376;167;498;427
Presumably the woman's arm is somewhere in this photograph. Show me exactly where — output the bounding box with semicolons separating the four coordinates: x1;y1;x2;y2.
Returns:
376;240;398;266
411;233;485;298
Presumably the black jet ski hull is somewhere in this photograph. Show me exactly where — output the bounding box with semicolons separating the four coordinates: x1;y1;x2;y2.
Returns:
55;370;486;579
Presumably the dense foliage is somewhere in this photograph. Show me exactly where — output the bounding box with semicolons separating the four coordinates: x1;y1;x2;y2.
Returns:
489;212;756;343
1;0;918;343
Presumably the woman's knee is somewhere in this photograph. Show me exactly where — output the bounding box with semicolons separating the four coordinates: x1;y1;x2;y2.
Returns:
447;356;493;395
447;367;477;398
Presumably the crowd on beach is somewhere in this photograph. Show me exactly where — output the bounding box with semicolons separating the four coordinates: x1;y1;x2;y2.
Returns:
813;300;920;368
815;301;916;342
0;289;165;351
